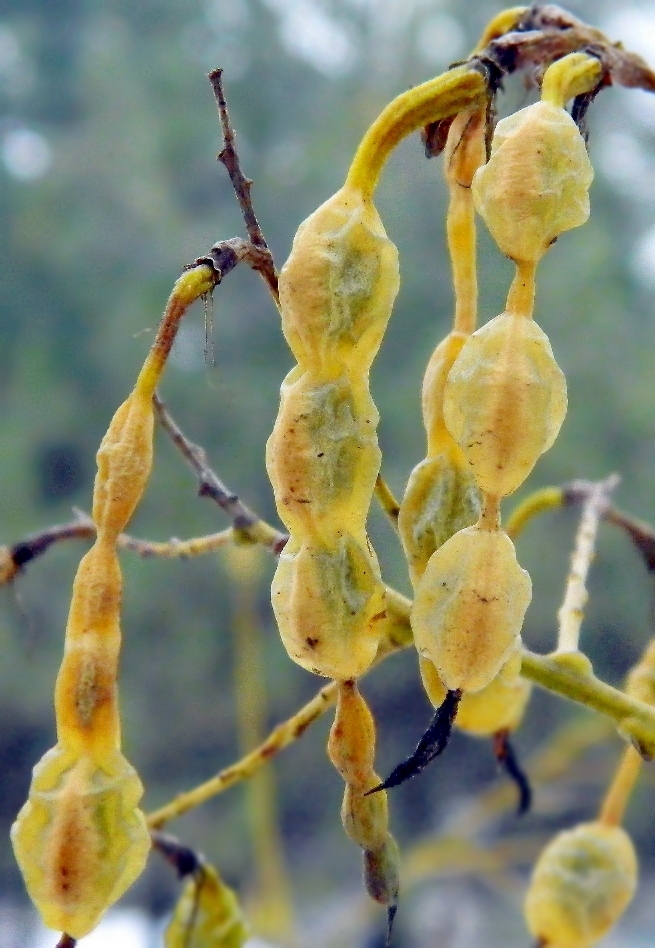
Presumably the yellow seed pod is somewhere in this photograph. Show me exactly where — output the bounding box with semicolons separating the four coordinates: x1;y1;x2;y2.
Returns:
420;650;530;735
399;454;481;587
625;640;655;707
92;390;155;536
443;312;567;497
165;864;249;948
328;681;377;786
472;100;593;263
412;525;531;693
364;834;400;907
454;660;531;736
421;331;468;453
341;783;389;851
266;368;381;539
525;821;637;948
11;750;150;939
271;536;386;680
278;186;400;373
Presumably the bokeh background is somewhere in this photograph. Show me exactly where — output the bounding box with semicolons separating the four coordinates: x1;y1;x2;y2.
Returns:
2;1;655;945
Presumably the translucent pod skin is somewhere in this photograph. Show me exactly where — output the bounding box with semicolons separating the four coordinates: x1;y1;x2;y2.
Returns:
399;332;481;586
472;100;594;263
328;679;377;785
412;525;532;693
266;368;381;539
11;749;150;939
341;783;389;851
421;331;469;453
272;535;386;680
525;822;637;948
444;312;567;497
399;453;481;587
278;186;400;374
164;863;249;948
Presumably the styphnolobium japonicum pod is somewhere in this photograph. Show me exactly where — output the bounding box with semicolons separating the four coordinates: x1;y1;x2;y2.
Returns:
524;822;637;948
267;184;399;681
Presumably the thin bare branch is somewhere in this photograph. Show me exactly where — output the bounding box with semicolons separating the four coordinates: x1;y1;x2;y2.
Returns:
153;392;288;555
208;68;279;302
557;474;620;653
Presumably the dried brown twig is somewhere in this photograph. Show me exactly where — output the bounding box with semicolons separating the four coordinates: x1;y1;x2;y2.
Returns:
207;68;279;303
153;392;288;555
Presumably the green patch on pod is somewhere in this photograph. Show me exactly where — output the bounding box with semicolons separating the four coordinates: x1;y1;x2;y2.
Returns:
412;525;531;693
11;748;150;939
399;454;481;587
525;822;637;948
472;101;593;264
165;863;248;948
266;368;381;537
444;312;567;497
278;186;400;374
271;534;386;680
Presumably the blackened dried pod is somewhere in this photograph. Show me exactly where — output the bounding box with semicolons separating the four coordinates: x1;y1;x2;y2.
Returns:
472;101;593;264
271;535;386;680
266;368;380;539
279;186;400;374
412;524;531;694
525;822;637;948
443;312;567;497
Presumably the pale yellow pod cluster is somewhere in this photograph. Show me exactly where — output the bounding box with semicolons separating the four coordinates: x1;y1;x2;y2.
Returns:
12;265;216;938
267;184;399;680
165;863;248;948
328;682;399;919
11;385;156;938
525;822;637;948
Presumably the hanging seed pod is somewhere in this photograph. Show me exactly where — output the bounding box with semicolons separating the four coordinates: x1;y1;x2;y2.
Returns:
272;536;386;680
412;523;531;693
472;100;593;264
278;186;400;375
525;821;637;948
165;863;249;948
266;368;381;540
11;266;215;938
443;312;567;497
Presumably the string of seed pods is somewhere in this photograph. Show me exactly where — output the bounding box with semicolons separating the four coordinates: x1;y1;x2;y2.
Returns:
11;265;216;939
266;62;489;936
524;632;654;947
396;102;532;807
379;53;602;795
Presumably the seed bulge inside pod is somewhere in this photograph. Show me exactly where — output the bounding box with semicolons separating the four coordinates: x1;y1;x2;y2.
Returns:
271;535;386;680
525;821;638;948
472;100;594;263
443;312;567;497
411;525;532;693
278;186;400;373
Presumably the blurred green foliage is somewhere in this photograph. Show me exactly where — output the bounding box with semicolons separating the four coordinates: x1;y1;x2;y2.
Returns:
2;0;655;943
